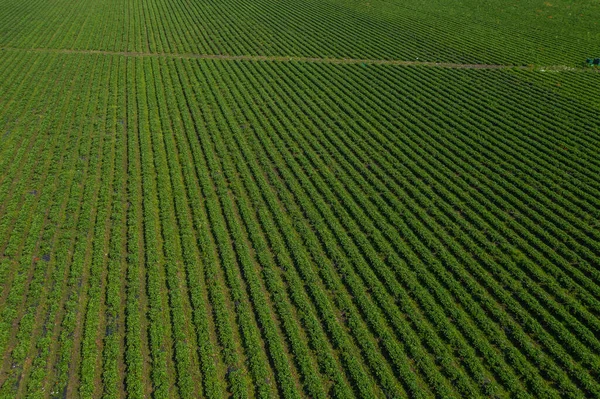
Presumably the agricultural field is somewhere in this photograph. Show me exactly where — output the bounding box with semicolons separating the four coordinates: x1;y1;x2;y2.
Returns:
0;0;599;397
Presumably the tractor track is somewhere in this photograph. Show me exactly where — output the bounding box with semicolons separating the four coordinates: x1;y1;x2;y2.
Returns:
0;47;595;71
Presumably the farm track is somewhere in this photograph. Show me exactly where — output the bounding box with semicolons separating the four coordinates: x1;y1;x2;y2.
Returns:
1;47;597;71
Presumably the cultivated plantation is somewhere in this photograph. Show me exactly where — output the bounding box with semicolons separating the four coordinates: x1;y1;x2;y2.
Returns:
0;0;599;397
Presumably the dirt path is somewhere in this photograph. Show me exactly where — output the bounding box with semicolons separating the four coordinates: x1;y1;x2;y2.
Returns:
1;46;592;71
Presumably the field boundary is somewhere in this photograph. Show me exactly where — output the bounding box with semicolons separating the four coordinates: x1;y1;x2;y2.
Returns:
0;47;593;71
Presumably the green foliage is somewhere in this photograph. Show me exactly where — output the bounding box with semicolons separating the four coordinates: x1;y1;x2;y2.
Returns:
0;0;598;65
0;0;599;397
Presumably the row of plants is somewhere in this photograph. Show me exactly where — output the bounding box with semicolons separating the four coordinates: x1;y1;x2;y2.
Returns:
134;56;178;397
78;53;121;398
123;55;150;399
100;54;128;399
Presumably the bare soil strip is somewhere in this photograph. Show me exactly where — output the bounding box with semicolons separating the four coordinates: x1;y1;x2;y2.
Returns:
1;47;593;71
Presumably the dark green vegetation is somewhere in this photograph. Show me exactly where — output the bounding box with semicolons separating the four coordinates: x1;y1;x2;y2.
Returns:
0;0;599;397
0;0;599;64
